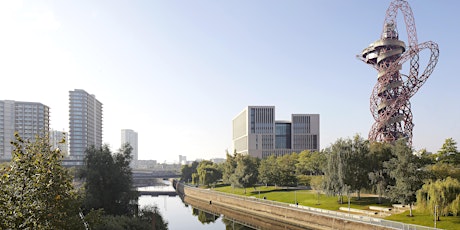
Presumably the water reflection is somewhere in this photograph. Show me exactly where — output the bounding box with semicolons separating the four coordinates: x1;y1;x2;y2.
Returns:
139;182;310;229
192;208;219;224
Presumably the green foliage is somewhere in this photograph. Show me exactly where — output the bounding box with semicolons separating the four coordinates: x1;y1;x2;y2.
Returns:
0;133;83;230
384;139;426;216
230;154;259;193
323;135;370;202
258;155;278;186
417;177;460;220
222;151;238;184
192;208;218;224
196;160;222;187
368;142;393;203
180;161;199;183
81;143;137;216
428;163;460;181
296;150;326;175
435;138;460;165
276;153;298;187
88;205;168;230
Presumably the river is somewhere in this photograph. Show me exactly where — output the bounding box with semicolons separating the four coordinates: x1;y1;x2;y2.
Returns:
138;180;256;229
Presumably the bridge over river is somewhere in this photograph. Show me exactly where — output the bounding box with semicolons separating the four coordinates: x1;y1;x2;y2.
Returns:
132;170;180;187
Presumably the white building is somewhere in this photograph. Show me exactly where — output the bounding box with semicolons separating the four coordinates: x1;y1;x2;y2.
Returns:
0;100;50;160
69;89;103;162
50;130;68;156
233;106;319;158
121;129;138;165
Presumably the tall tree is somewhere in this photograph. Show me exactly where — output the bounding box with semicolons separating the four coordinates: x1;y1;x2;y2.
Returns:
180;161;199;183
222;152;238;185
81;144;137;216
277;153;298;187
323;139;346;203
0;133;83;229
230;155;259;193
258;155;279;186
368;142;393;203
384;139;425;216
435;138;459;165
196;160;222;187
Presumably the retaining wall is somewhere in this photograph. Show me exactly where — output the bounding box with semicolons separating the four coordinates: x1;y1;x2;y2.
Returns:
173;181;393;230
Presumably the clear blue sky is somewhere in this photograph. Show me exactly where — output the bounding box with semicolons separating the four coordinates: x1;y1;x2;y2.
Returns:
1;1;458;163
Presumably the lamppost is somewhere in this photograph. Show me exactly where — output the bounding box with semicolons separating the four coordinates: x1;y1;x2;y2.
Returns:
294;190;297;206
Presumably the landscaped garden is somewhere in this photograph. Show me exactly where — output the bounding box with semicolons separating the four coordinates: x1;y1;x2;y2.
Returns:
213;185;460;230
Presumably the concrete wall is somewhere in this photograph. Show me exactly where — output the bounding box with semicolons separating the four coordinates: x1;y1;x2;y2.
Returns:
173;181;392;230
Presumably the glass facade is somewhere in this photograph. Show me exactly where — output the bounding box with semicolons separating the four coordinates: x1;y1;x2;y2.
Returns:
275;122;291;149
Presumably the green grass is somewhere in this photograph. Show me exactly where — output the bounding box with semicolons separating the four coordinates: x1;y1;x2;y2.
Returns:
386;210;460;230
212;185;460;229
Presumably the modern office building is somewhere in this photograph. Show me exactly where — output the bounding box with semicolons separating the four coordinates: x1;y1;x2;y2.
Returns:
121;129;138;166
0;100;50;160
50;130;68;156
232;106;319;158
69;89;103;161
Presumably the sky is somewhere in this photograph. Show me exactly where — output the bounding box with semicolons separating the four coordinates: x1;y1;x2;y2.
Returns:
0;0;459;163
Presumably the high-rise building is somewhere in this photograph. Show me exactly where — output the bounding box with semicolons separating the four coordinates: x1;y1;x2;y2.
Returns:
179;155;187;165
0;100;50;160
232;106;319;158
69;89;103;161
121;129;138;165
50;130;68;156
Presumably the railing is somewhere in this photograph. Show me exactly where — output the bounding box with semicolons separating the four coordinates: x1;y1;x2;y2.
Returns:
184;185;438;230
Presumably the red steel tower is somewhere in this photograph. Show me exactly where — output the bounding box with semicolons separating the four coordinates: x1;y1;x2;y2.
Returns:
359;0;439;145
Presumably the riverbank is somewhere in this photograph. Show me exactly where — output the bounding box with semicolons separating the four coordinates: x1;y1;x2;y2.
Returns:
174;181;431;230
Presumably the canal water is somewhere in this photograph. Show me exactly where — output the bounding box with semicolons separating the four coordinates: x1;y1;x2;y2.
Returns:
138;180;255;229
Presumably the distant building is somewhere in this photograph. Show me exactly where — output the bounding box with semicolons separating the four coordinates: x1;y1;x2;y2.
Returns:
50;130;68;156
121;129;138;166
0;100;50;160
179;155;187;165
69;89;103;163
210;158;225;164
233;106;319;158
136;160;157;169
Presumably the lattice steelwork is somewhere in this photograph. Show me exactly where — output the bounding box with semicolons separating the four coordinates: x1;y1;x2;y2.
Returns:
359;0;439;145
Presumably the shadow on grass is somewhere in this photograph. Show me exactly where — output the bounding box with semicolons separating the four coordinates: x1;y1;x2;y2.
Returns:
249;188;300;195
350;196;392;207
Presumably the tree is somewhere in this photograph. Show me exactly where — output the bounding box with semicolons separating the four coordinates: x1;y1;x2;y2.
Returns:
258;155;279;186
196;160;222;187
222;152;238;185
384;139;425;216
428;163;460;181
230;154;259;193
277;153;298;187
435;138;459;165
81;143;137;216
417;177;460;220
296;150;326;176
323;136;369;203
368;142;393;203
180;161;199;183
323;139;346;203
0;133;83;229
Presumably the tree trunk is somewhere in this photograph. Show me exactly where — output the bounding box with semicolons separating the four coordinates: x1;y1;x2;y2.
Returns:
409;203;413;217
357;190;361;200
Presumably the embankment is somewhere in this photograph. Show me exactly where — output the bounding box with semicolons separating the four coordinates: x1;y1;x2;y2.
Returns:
173;181;394;230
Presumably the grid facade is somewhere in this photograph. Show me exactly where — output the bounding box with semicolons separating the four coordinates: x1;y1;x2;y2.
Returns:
0;100;50;160
232;106;319;158
69;89;103;160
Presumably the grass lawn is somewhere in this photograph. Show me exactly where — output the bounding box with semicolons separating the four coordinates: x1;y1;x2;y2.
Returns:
211;185;460;229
